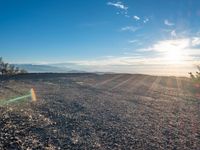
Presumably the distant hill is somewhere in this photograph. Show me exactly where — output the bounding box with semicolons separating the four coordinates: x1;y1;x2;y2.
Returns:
14;64;86;73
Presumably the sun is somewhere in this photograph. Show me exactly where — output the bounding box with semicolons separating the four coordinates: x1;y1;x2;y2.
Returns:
152;39;189;65
164;49;184;64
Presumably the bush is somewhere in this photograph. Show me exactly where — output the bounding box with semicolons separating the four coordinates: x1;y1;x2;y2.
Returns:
189;66;200;98
189;65;200;83
0;57;28;76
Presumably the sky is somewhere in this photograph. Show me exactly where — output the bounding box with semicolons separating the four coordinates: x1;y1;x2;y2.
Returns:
0;0;200;76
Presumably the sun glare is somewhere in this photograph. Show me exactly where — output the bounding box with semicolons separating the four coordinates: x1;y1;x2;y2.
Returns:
153;39;189;65
164;49;184;64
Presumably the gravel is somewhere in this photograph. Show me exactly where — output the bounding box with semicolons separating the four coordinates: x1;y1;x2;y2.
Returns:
0;73;199;149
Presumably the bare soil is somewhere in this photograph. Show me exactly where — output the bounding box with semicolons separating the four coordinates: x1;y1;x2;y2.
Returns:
0;73;199;149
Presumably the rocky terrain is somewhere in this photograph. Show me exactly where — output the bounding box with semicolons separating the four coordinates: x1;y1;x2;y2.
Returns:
0;73;199;149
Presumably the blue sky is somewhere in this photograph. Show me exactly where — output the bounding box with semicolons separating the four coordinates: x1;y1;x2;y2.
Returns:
0;0;200;76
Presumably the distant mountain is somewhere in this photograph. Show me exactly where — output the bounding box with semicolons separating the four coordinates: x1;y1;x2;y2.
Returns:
14;64;86;73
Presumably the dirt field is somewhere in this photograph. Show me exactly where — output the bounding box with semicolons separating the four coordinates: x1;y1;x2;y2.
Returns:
0;73;199;149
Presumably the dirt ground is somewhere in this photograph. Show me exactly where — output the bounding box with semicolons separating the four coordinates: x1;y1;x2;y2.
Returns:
0;73;199;149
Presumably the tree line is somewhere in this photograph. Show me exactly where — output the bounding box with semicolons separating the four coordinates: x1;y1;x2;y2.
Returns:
0;57;27;75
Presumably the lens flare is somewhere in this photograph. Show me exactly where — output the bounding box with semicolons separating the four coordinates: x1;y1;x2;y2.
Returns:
30;88;37;101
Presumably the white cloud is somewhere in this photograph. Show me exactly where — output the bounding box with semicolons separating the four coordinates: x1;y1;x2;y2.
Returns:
121;26;139;32
75;38;200;76
72;38;200;67
164;19;174;26
143;38;190;52
171;30;176;37
33;37;199;76
68;54;198;76
107;1;128;10
143;18;149;23
192;37;200;47
197;31;200;36
133;15;140;21
137;38;200;67
29;37;200;76
128;40;138;43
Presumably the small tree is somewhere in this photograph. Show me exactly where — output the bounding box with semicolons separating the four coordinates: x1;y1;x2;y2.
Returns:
15;67;20;74
20;69;28;74
1;63;9;75
0;57;4;74
0;57;27;76
189;65;200;98
189;65;200;83
8;64;15;75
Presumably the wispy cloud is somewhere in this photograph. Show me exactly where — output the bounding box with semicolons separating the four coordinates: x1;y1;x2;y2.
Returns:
136;37;200;69
63;36;200;76
125;14;130;18
143;18;149;23
164;19;174;26
133;15;140;21
68;54;198;76
31;37;200;76
72;38;200;67
191;37;200;47
171;30;176;37
140;38;190;52
121;26;140;32
128;40;139;43
107;1;128;10
80;22;108;27
32;37;200;76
